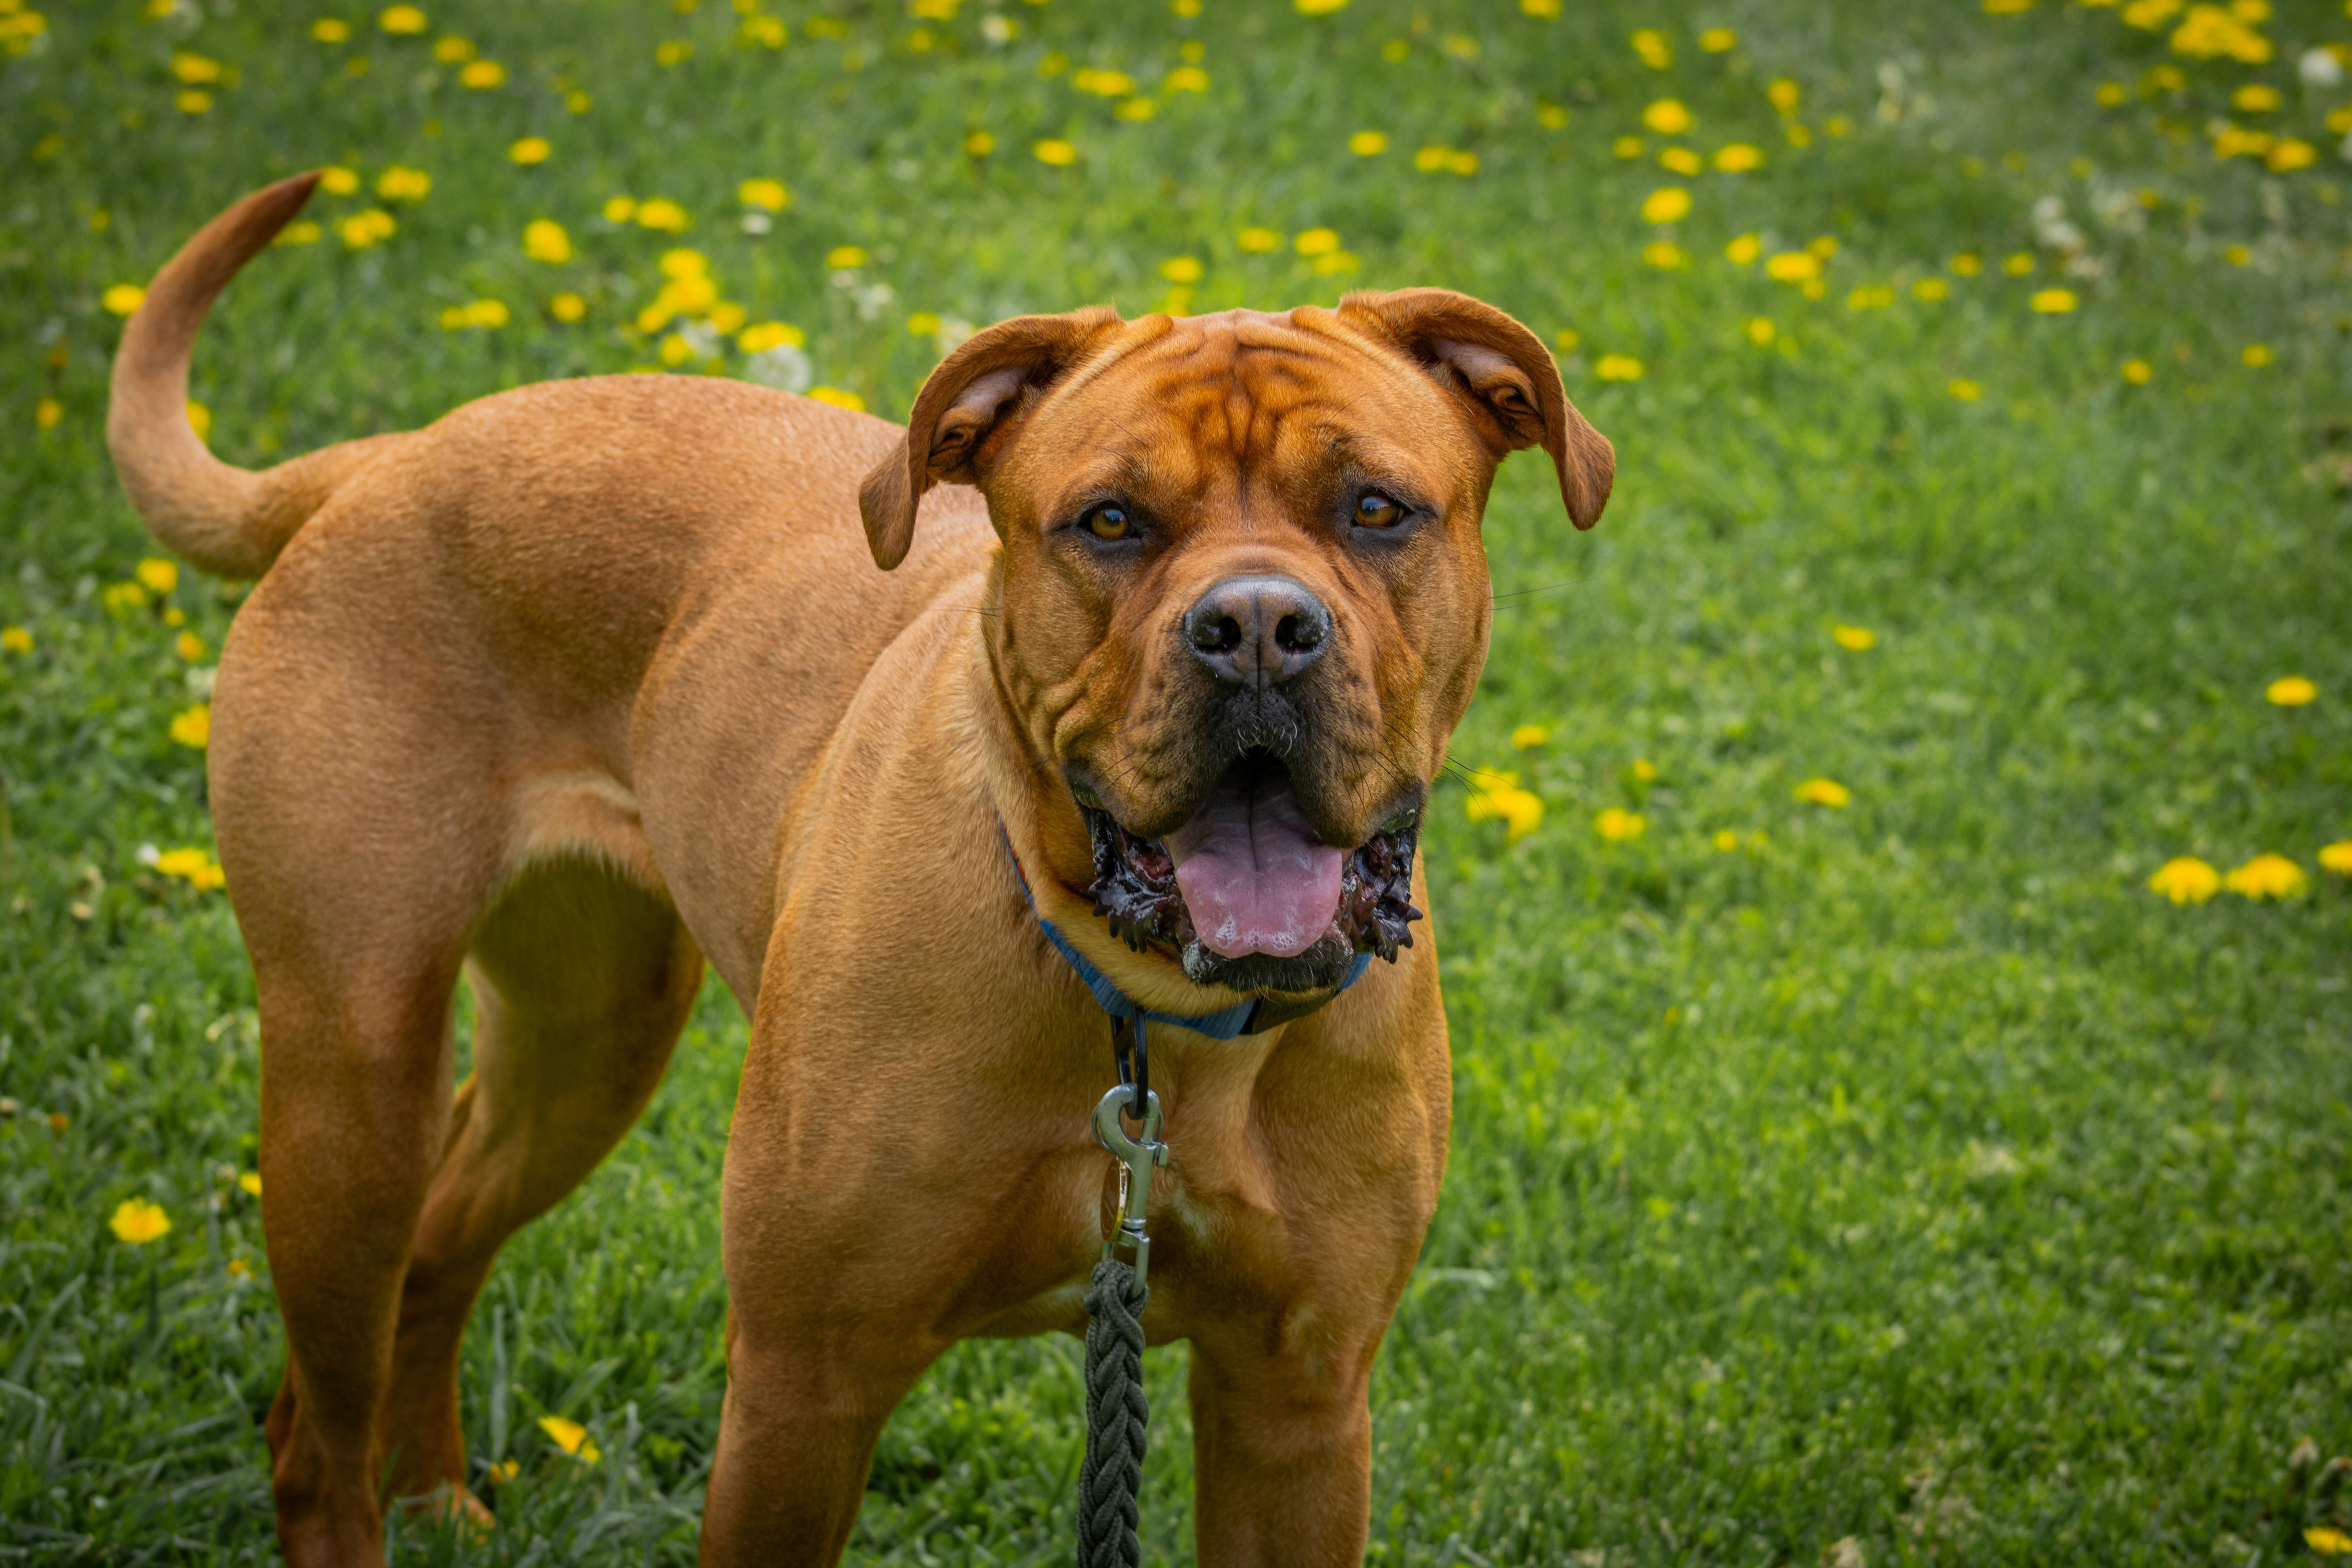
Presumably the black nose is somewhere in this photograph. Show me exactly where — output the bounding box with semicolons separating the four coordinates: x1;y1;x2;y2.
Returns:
1181;574;1332;687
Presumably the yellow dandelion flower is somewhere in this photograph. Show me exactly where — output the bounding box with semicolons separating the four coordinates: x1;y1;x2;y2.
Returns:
457;58;502;87
1594;808;1646;842
2225;853;2305;899
431;33;472;62
312;18;351;42
175;630;204;661
738;321;804;352
136;557;178;594
508;136;550;166
1630;28;1671;69
2266;138;2316;172
1632;759;1657;782
1793;778;1850;808
170;703;211;748
2241;343;2272;367
1949;378;1982;401
273;221;322;247
1725;233;1760;264
1;626;32;653
1642;241;1687;270
1951;252;1983;276
2307;1526;2352;1557
378;5;426;34
1294;228;1340;256
522;220;570;263
1699;27;1736;51
905;312;940;338
110;1198;172;1244
1713;829;1739;851
635;198;689;232
1412;145;1450;171
2318;842;2352;877
1161;256;1203;283
739;178;788;211
1595;354;1644;381
1643;99;1692;135
155;847;225;889
318;165;359;195
185;400;210;441
1714;143;1764;172
1114;98;1157;122
1236;227;1279;253
2001;251;2035;276
821;244;866;270
376;166;430;201
1521;0;1561;14
1832;624;1875;650
2031;288;2078;314
808;386;865;411
35;398;62;432
2232;83;2280;111
2095;81;2127;106
1510;724;1548;749
1641;187;1691;224
1165;65;1209;92
659;332;694;367
1744;317;1776;345
550;292;586;322
237;1171;262;1198
1612;135;1645;159
567;90;591;113
1767;78;1800;114
2265;675;2315;706
1764;251;1819;283
175;89;214;114
102;582;149;613
708;302;745;334
964;130;995;155
1349;130;1387;156
1914;278;1949;301
486;1458;519;1484
2122;358;2152;385
1465;772;1543;842
103;283;147;316
338;210;396;248
226;1257;251;1277
655;40;691;65
171;51;223;83
538;1416;601;1463
1033;139;1078;167
1553;327;1580;351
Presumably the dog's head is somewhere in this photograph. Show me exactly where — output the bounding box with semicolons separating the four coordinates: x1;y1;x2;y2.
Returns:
861;290;1612;1000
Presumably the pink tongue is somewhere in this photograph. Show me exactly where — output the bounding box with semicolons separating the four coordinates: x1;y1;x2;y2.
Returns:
1165;773;1344;959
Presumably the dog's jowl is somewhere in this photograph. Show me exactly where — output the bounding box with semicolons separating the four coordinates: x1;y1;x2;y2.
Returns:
108;174;1610;1567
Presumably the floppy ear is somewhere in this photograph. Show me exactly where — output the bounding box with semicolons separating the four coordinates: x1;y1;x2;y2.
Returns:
857;305;1122;569
1336;287;1614;529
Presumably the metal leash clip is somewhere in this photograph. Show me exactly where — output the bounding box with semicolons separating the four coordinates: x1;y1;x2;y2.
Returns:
1092;1085;1168;1287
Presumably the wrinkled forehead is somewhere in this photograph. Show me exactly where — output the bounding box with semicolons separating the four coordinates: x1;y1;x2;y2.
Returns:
1016;309;1472;506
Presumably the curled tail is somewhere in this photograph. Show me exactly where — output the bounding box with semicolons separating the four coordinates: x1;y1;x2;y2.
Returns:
107;173;410;579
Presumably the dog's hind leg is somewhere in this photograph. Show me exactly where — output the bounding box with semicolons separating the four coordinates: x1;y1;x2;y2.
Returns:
246;897;478;1567
373;854;704;1510
376;860;701;1504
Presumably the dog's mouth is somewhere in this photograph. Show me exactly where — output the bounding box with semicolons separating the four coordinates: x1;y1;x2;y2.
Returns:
1080;752;1422;996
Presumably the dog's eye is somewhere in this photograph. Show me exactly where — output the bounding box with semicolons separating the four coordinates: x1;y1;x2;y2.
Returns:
1355;492;1406;528
1082;504;1133;541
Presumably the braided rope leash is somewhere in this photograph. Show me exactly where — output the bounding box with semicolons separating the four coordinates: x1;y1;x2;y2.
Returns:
1077;1256;1149;1568
1082;1057;1166;1568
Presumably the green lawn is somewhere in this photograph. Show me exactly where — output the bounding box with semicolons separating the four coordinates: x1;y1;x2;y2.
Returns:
5;0;2352;1561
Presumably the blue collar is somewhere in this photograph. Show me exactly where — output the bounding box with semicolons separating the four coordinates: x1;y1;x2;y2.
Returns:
1000;826;1370;1040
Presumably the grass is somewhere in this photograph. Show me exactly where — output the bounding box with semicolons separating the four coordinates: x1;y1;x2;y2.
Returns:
5;0;2352;1561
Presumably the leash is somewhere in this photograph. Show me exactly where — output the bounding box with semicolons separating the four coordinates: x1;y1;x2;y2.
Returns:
1080;1060;1161;1568
998;822;1366;1566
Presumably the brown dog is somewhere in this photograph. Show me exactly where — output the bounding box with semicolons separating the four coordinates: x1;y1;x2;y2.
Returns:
108;174;1611;1566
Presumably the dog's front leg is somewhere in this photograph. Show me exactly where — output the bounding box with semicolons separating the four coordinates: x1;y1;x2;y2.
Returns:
1186;1324;1380;1566
696;1308;933;1566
